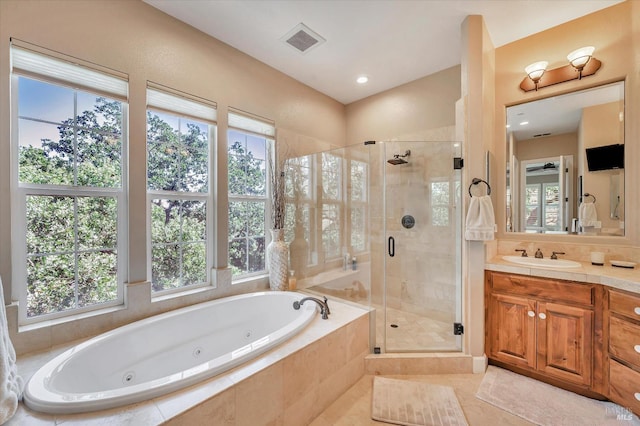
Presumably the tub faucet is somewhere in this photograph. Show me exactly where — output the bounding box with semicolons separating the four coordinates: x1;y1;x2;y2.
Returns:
535;249;544;259
293;296;330;319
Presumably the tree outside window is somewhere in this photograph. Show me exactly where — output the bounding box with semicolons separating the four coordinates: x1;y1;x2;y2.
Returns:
228;130;268;278
17;76;123;318
147;110;210;292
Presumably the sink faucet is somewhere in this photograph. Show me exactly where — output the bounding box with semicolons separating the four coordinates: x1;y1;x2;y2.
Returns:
535;249;544;259
551;251;566;260
515;249;528;257
293;296;330;319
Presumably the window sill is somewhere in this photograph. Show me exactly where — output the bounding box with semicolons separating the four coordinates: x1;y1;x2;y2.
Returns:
232;273;269;287
18;304;126;334
151;284;215;304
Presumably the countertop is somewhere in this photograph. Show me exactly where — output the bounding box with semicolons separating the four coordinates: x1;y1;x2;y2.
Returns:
486;256;640;295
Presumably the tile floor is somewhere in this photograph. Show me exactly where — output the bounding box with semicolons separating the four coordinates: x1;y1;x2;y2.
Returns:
310;373;534;425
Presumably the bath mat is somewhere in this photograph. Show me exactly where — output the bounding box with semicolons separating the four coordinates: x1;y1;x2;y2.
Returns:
476;366;640;425
371;376;468;426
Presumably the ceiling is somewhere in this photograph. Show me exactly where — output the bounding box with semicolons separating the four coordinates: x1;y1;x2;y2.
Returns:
144;0;623;105
507;81;624;141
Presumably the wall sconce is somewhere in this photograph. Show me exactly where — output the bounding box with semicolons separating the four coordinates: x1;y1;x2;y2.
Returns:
524;61;548;90
520;46;601;92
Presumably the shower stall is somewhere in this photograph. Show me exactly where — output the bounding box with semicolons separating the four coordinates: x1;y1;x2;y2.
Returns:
285;140;462;353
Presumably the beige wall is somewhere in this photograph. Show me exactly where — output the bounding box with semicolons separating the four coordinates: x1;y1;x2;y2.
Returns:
494;0;639;246
515;132;577;162
345;66;461;144
460;14;495;366
581;101;625;232
0;0;347;353
0;0;345;291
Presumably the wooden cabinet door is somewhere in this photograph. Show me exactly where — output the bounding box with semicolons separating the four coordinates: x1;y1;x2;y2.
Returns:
537;301;593;386
488;293;536;369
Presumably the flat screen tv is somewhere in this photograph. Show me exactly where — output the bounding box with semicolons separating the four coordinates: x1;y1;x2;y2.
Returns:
585;143;624;171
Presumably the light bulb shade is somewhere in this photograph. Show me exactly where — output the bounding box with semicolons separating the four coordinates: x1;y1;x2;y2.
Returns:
524;61;548;82
567;46;595;69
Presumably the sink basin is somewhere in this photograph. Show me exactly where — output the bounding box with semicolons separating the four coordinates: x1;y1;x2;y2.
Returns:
501;255;581;268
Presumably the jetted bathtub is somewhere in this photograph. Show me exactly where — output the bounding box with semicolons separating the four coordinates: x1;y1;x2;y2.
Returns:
24;291;317;414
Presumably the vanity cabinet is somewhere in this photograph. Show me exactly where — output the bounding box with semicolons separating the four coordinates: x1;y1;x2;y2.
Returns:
486;272;596;388
608;289;640;413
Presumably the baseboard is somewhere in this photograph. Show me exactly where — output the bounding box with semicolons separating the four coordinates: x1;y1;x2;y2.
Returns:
473;354;488;374
365;353;474;375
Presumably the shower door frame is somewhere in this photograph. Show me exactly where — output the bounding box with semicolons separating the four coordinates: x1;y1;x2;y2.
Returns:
376;140;463;353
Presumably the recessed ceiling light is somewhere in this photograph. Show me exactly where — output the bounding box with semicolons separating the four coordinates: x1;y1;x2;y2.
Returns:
519;121;529;126
356;75;369;84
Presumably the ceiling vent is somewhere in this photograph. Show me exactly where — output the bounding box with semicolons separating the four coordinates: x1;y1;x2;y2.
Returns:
281;23;325;54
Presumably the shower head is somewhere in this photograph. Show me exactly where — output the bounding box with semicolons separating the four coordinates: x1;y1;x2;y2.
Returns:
387;150;411;165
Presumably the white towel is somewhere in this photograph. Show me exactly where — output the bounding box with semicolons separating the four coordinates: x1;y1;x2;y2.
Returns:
579;201;598;227
465;195;496;241
0;277;22;425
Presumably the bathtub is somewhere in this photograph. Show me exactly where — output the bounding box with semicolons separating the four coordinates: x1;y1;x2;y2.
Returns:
23;291;317;414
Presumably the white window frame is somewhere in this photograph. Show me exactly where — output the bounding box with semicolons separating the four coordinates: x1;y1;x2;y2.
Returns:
284;154;317;267
146;83;217;295
11;43;128;324
348;158;368;254
227;109;275;281
320;152;343;261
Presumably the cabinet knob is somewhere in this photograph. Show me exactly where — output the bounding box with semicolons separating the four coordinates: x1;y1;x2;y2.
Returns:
528;310;535;317
635;307;640;316
635;345;640;354
538;312;547;320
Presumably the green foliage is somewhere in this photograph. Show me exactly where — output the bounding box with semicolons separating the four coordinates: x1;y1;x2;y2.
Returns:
227;137;267;277
19;76;269;315
19;80;123;317
150;200;207;292
147;111;210;292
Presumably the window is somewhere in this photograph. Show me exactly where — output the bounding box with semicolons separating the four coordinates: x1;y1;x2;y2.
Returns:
525;184;541;230
349;159;368;252
431;180;451;226
227;110;274;279
525;183;560;233
321;153;343;259
146;85;216;293
285;155;315;266
11;44;128;322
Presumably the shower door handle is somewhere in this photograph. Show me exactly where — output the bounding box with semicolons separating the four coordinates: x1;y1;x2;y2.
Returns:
388;236;395;257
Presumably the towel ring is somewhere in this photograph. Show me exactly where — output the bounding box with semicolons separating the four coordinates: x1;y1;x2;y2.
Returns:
584;193;596;203
468;178;491;197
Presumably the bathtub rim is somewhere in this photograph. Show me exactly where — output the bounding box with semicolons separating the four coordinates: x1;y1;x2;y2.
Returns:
23;291;316;414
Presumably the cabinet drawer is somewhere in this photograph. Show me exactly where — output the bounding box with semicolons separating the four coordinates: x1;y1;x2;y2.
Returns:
610;290;640;321
610;316;640;369
490;273;593;306
609;360;640;415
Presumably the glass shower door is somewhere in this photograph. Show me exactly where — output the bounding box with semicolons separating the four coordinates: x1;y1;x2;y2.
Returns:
382;141;462;352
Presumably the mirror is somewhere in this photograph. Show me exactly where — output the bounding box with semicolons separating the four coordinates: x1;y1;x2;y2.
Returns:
506;81;625;236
